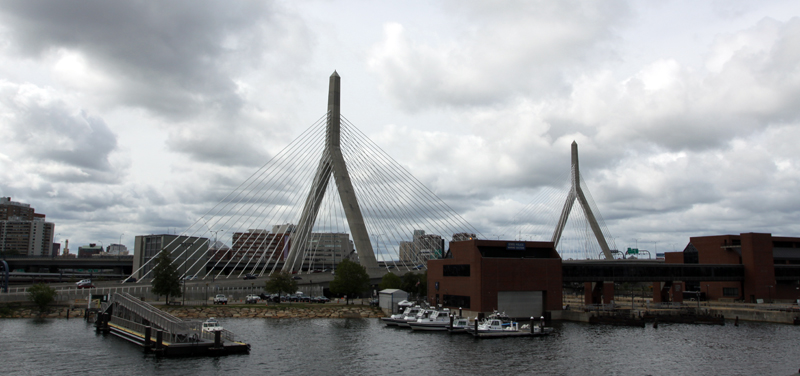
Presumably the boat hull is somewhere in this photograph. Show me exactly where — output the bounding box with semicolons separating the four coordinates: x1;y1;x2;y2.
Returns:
408;322;449;331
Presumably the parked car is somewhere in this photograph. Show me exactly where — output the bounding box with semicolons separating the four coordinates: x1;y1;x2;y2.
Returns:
120;277;137;283
368;297;379;307
76;279;94;288
213;294;228;305
293;276;302;280
183;275;198;280
245;294;260;304
243;274;257;280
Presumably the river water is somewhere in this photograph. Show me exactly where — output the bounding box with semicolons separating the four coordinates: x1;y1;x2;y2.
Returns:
2;317;799;375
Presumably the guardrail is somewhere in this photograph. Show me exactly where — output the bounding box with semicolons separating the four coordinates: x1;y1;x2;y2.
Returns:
108;293;192;339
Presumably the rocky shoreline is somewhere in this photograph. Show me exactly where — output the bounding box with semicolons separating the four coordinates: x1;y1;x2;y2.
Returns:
0;304;386;319
160;304;385;319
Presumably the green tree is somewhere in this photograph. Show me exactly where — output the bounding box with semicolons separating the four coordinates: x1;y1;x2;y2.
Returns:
379;272;401;290
264;272;298;302
28;283;57;313
418;271;428;298
151;249;181;304
401;272;420;295
329;259;370;305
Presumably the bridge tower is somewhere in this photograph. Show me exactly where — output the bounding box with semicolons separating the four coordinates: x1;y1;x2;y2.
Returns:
283;72;378;272
552;141;614;260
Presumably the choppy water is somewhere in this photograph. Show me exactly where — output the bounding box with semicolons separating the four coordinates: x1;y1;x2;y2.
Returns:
2;317;799;375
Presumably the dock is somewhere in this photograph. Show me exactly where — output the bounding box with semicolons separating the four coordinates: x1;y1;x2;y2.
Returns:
94;292;249;357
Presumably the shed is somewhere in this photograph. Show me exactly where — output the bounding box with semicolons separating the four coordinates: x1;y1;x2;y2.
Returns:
379;289;408;314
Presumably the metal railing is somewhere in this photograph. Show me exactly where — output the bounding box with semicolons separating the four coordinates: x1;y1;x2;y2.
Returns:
106;292;191;337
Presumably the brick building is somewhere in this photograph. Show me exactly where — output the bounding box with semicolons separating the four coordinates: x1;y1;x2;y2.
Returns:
664;233;800;303
427;239;562;319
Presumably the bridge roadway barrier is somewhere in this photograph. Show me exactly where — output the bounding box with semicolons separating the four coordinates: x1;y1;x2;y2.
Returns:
0;280;329;304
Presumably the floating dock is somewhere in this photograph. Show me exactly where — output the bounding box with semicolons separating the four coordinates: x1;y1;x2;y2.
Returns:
94;292;249;357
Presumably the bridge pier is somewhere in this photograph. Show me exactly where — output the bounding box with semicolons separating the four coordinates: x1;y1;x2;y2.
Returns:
584;282;614;305
652;281;684;304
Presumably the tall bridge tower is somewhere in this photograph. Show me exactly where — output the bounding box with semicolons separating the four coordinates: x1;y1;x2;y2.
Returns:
552;141;614;260
283;72;378;272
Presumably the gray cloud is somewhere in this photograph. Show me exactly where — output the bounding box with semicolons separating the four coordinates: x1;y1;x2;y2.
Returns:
368;0;630;111
0;1;309;119
0;81;120;182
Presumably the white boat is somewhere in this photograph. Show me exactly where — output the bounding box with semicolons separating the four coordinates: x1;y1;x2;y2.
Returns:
408;308;451;331
381;305;422;326
397;307;429;327
202;317;223;332
448;316;470;333
466;314;554;338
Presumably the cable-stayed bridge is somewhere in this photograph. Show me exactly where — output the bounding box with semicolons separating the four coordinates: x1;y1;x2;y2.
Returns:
130;72;618;282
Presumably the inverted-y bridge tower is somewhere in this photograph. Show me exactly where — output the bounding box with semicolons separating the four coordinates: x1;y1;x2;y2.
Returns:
283;72;378;272
551;141;614;260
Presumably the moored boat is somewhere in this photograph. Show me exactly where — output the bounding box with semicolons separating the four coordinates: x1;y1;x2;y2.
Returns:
448;316;471;333
397;307;430;327
202;317;223;332
382;305;423;326
409;308;451;331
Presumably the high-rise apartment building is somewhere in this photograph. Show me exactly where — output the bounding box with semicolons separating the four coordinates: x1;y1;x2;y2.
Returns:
224;225;355;270
0;197;55;256
132;234;208;280
399;229;444;264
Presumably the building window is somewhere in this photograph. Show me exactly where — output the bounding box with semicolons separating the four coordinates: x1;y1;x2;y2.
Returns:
723;288;738;297
443;294;470;308
443;264;470;277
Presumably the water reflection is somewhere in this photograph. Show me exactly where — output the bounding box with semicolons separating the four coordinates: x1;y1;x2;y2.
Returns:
1;318;798;375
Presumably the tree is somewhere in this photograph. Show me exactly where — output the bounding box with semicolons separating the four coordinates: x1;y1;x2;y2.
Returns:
401;272;420;296
379;272;401;290
329;259;370;305
265;272;298;302
151;249;181;304
28;283;57;313
418;271;428;298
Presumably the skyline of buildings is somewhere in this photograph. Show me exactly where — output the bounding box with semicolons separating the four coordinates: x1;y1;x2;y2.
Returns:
0;197;55;257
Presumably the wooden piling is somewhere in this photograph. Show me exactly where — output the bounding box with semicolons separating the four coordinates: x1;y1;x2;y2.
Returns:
155;330;163;356
144;326;152;353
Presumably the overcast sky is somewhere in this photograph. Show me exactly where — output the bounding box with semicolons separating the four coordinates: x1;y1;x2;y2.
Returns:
1;0;799;256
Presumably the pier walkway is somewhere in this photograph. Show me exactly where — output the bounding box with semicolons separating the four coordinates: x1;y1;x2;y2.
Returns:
97;292;249;356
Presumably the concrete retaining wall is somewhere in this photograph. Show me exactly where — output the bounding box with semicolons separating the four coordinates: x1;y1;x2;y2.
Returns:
709;308;798;324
